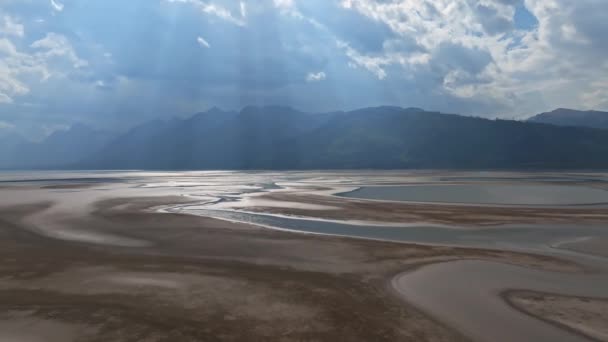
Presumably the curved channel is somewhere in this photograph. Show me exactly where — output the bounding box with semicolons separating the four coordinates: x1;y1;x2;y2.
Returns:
169;206;608;342
392;260;608;342
170;207;608;254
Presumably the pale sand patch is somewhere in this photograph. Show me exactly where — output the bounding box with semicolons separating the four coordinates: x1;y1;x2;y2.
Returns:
507;290;608;342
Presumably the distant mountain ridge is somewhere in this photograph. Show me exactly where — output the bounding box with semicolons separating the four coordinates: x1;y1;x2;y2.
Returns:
0;124;115;169
528;108;608;129
3;106;608;170
84;106;608;170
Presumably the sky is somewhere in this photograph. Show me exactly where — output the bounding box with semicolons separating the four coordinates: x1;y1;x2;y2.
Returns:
0;0;607;138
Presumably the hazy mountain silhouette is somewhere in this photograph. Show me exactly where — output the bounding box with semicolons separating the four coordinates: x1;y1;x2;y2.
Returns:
80;106;608;170
0;131;26;167
285;107;608;169
4;106;608;170
0;124;115;169
528;108;608;129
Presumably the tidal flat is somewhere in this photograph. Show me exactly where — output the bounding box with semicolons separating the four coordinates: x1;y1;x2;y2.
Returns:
0;170;606;341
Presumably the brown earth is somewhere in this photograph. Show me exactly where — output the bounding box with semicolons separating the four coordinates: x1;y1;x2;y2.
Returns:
0;195;583;341
506;290;608;342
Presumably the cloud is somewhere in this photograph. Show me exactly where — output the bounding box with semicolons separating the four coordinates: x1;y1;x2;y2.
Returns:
240;1;247;18
0;16;24;37
0;26;87;105
50;0;64;12
306;71;326;82
31;33;88;69
274;0;294;9
338;40;388;80
581;80;608;110
335;0;608;115
432;42;493;75
0;38;40;102
1;0;607;138
196;36;210;48
167;0;246;26
0;93;13;104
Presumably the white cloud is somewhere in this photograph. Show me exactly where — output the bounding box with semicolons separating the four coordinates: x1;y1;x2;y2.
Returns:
0;29;88;105
197;36;210;48
31;33;88;69
167;0;246;26
336;0;608;115
240;1;247;18
274;0;294;9
581;80;608;109
0;16;24;37
50;0;64;12
306;71;326;82
0;38;38;103
2;0;608;134
338;40;389;80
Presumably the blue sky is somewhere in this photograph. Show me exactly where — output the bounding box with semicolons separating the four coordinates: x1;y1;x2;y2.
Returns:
0;0;607;138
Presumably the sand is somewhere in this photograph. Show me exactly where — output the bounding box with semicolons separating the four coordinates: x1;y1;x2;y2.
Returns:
0;189;585;341
506;290;608;342
0;170;605;341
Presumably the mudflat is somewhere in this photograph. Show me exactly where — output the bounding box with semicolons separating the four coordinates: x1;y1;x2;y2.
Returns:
506;290;608;342
0;171;607;341
0;199;577;341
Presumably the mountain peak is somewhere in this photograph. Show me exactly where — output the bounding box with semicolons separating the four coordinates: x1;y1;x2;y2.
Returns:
8;105;608;170
206;106;225;114
528;108;608;129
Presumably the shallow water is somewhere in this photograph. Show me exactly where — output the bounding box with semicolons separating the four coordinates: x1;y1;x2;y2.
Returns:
340;184;608;206
173;208;608;256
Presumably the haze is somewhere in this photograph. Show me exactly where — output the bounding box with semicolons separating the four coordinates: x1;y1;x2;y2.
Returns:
1;0;607;139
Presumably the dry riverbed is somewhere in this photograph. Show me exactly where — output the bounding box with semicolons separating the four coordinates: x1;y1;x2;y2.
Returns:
0;193;585;341
506;290;608;342
1;171;607;341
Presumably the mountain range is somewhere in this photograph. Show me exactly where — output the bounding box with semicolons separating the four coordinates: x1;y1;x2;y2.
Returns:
0;124;116;170
527;108;608;129
2;107;608;170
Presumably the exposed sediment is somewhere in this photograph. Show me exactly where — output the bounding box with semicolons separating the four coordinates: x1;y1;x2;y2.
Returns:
506;290;608;342
0;171;606;341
